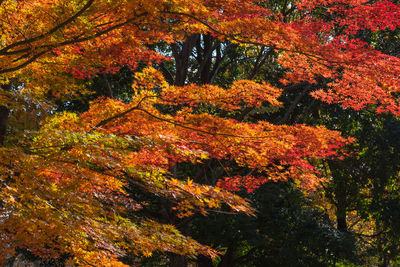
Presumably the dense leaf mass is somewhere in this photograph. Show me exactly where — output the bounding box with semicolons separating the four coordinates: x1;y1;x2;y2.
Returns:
0;0;398;265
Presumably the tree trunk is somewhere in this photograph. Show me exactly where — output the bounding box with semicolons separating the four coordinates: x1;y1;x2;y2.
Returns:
0;82;12;146
218;244;236;267
197;255;214;267
335;171;348;232
336;203;347;232
168;253;187;267
0;105;9;146
171;35;199;86
328;160;348;232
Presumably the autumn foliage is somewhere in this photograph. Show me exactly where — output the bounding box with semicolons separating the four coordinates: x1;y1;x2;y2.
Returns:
0;0;398;265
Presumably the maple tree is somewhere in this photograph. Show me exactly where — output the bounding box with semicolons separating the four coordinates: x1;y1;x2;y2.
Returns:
294;25;400;265
0;0;399;266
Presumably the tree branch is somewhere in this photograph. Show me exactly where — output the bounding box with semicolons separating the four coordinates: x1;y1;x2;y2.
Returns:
0;16;142;74
278;84;311;124
0;0;95;54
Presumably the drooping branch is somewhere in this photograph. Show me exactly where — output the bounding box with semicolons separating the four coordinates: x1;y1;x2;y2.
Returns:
0;51;48;74
0;16;142;74
136;108;271;139
92;95;156;130
92;98;272;139
0;0;95;55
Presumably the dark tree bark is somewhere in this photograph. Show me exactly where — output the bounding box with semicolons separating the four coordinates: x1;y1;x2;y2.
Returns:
278;84;311;125
0;82;12;147
218;244;236;267
328;160;348;232
171;35;199;86
0;105;9;146
336;202;348;232
169;253;188;267
170;34;228;86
